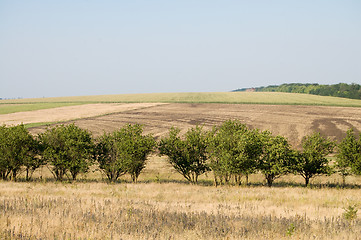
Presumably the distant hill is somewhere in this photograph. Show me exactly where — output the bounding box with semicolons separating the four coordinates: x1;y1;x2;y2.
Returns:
233;83;361;100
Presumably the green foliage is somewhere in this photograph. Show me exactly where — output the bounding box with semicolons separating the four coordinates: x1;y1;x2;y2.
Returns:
336;129;358;185
94;133;126;182
94;124;155;183
294;132;335;186
159;126;209;184
343;204;358;222
337;128;361;180
257;131;294;187
207;120;262;185
286;223;296;237
0;124;39;181
39;124;94;181
248;83;361;100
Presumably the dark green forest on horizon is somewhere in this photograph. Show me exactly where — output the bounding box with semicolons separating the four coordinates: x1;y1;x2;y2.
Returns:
233;83;361;100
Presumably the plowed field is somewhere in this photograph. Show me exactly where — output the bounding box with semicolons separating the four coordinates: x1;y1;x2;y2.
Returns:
18;103;361;148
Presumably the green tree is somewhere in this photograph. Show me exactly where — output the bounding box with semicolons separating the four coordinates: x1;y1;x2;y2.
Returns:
0;124;38;181
0;125;12;180
114;124;155;183
294;132;335;186
94;124;155;183
336;128;359;185
207;120;262;185
22;135;43;181
159;126;209;184
336;128;361;179
39;124;93;181
94;133;126;182
257;131;294;187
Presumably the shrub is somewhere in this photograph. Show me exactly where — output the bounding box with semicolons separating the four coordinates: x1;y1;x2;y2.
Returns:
94;124;155;183
159;126;209;184
207;120;262;185
293;132;335;186
0;124;39;181
39;124;94;181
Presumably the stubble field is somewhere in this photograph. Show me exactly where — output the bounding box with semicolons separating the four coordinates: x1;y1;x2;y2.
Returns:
1;92;361;239
22;102;361;148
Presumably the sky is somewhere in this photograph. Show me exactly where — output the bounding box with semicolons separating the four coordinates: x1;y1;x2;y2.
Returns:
0;0;360;99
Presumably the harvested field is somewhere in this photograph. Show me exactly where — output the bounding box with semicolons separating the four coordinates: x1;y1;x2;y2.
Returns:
0;103;166;126
1;181;360;239
3;92;361;107
21;103;361;148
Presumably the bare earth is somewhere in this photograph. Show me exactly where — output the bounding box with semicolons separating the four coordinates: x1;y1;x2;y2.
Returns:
7;102;359;148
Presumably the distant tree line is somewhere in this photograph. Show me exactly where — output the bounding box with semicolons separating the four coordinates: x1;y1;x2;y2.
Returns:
234;83;361;100
1;121;361;186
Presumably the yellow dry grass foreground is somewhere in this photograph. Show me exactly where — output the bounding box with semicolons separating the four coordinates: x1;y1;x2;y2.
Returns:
1;156;361;240
0;179;360;240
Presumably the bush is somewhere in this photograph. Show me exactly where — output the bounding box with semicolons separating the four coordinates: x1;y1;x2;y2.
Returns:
159;126;209;184
293;132;335;186
39;124;94;181
94;124;155;183
207;120;262;185
0;124;39;181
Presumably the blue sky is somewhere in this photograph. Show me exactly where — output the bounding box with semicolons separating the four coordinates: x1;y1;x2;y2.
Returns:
1;0;360;98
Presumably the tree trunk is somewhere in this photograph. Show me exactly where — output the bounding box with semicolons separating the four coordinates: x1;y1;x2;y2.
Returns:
214;174;219;187
266;175;273;187
305;176;310;187
72;172;77;181
12;170;17;182
131;174;137;183
26;168;30;181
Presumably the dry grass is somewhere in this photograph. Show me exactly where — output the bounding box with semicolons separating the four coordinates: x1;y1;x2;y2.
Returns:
1;156;361;240
1;180;360;240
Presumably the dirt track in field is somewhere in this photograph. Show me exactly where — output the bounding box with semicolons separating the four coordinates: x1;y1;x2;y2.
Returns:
22;103;361;148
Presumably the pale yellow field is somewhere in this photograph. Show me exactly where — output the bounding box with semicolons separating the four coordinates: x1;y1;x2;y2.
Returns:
0;179;360;240
0;102;165;126
3;92;361;107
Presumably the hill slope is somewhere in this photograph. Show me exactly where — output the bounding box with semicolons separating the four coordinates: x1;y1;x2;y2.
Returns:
2;92;361;115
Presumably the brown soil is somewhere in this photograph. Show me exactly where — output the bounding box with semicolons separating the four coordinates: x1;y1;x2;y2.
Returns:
23;103;361;148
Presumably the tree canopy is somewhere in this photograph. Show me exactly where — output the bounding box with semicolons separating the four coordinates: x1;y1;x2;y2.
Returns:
234;83;361;100
159;126;209;184
94;124;156;183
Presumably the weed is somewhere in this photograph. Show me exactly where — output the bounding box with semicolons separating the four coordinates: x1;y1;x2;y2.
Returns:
286;223;295;237
343;204;358;222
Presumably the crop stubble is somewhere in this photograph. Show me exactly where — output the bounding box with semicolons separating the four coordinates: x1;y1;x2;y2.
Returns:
1;102;361;239
21;103;361;148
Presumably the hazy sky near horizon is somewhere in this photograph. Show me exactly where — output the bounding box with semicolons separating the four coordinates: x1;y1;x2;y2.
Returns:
1;1;360;99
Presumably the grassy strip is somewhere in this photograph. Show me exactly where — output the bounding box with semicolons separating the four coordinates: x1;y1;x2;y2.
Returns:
24;122;56;129
0;102;86;115
2;92;361;115
1;92;361;106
